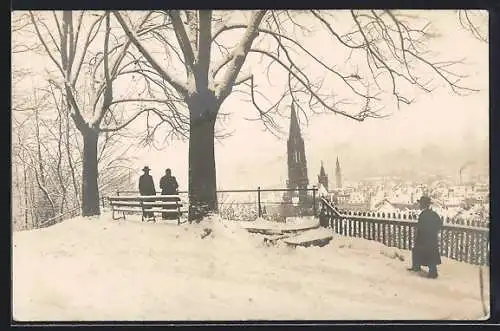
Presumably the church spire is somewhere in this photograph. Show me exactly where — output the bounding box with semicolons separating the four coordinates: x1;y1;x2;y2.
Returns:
318;160;328;192
286;102;308;204
289;102;301;139
335;156;342;189
320;161;326;177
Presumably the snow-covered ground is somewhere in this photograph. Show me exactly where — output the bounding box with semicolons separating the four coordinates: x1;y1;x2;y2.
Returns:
12;213;490;321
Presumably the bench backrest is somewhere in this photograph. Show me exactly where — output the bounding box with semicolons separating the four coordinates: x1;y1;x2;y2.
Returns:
108;195;181;201
107;195;184;211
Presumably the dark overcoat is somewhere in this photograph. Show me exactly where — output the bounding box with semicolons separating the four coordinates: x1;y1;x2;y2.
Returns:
139;174;156;196
159;175;180;219
159;175;179;195
412;208;443;266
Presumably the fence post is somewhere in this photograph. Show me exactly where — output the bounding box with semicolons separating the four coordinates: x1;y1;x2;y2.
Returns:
257;186;262;218
101;196;105;209
117;190;120;196
313;186;317;216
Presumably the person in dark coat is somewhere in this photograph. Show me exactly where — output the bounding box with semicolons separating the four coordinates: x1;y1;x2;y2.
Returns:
139;166;156;219
159;168;179;220
408;195;443;278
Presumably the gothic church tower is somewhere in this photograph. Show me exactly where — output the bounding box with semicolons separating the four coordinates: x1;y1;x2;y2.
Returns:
318;161;329;192
335;156;342;189
287;103;309;203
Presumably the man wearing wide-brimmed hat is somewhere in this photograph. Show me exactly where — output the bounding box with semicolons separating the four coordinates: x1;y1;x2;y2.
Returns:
407;195;443;278
139;166;156;220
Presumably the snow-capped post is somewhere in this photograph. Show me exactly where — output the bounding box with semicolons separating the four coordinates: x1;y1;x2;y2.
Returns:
257;186;262;218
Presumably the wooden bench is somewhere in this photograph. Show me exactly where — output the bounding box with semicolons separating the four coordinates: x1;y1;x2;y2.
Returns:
107;195;185;225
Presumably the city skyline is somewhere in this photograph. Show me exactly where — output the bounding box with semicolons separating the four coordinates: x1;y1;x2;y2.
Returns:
12;10;489;191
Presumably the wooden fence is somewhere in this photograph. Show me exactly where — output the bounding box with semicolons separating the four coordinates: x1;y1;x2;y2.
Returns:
319;198;489;266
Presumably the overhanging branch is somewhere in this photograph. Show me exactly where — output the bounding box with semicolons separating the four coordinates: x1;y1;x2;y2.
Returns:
215;10;267;104
168;10;196;73
113;11;190;98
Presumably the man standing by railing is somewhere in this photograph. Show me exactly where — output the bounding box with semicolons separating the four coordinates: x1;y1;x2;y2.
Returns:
408;196;443;279
139;166;156;221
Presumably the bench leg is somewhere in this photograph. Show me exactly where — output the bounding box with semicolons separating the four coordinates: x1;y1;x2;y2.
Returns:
112;209;125;221
140;201;145;222
141;208;155;222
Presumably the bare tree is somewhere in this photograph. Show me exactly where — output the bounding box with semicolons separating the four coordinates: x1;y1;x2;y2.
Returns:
12;77;140;228
113;10;481;222
23;10;181;216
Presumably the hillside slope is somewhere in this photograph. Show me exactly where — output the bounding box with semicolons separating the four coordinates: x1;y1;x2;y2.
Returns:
12;214;490;321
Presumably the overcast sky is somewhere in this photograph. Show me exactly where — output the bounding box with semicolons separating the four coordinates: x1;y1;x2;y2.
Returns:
12;10;489;190
127;10;488;189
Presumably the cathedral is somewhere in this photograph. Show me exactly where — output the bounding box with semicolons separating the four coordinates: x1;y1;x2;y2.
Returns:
285;103;309;205
284;102;343;206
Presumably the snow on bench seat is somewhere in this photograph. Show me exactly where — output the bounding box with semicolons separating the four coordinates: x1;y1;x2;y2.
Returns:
283;228;334;248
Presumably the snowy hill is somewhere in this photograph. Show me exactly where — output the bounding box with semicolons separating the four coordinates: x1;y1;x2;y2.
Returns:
12;214;489;321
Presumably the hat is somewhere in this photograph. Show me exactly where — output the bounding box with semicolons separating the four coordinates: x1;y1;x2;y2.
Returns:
142;166;151;172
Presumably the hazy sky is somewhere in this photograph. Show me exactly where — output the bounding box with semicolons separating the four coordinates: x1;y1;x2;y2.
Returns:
129;10;489;189
11;10;489;190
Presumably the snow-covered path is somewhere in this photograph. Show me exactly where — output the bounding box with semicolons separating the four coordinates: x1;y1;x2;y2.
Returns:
12;214;489;321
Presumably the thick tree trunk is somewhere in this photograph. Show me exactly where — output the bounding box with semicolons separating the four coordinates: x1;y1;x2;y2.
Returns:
81;129;100;216
188;105;218;222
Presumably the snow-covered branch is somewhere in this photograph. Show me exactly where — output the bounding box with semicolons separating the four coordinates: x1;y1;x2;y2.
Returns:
168;10;196;73
112;11;190;98
215;10;267;104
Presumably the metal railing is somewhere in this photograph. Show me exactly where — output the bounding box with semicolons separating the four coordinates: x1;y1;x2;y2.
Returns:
319;198;489;265
113;187;320;221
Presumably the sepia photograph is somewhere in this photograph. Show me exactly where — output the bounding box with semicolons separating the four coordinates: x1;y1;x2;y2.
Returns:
11;9;490;321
